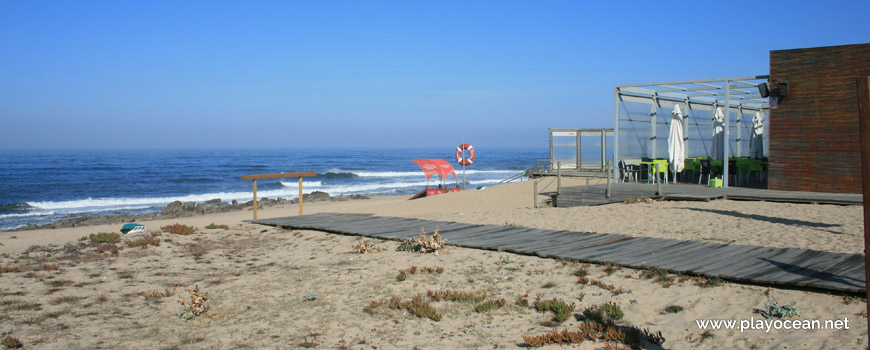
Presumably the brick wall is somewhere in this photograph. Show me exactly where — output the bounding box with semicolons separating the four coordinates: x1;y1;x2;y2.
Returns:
768;43;870;193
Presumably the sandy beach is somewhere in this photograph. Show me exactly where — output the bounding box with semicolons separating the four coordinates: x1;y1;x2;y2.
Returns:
0;178;866;349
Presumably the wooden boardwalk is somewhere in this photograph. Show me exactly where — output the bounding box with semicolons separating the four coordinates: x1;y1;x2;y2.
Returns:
552;183;863;207
253;213;866;294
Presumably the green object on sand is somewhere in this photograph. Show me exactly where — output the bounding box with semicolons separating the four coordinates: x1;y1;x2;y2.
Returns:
120;223;146;234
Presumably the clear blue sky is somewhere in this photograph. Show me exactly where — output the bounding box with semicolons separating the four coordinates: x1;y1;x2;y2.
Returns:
1;1;868;150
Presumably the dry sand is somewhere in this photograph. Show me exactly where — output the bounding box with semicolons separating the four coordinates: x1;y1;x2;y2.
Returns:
0;178;866;349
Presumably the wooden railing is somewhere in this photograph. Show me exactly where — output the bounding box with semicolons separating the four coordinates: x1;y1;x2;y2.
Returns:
240;172;317;219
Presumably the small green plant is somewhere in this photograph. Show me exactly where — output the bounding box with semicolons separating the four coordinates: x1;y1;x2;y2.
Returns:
474;299;506;313
542;281;557;288
396;271;407;281
693;275;724;288
89;232;121;243
1;336;22;349
302;293;318;302
582;302;623;327
573;267;588;277
534;295;575;323
162;223;198;235
177;285;209;321
126;236;160;248
663;305;684;314
205;223;230;230
498;256;512;265
516;294;530;307
758;301;799;319
843;295;867;304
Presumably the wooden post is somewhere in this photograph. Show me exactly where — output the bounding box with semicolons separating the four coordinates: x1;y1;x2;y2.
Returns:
252;179;258;220
533;180;538;208
856;76;870;341
241;172;317;220
298;176;304;215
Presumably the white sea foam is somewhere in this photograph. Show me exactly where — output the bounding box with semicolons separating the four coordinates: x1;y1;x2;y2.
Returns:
347;170;517;178
278;181;323;187
25;178;505;214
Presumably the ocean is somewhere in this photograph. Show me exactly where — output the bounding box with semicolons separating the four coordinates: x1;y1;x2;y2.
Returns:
0;148;547;231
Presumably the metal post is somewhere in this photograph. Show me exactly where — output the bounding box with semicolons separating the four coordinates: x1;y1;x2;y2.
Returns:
601;130;606;171
252;179;258;220
723;80;730;187
606;160;612;198
557;162;562;195
549;129;554;170
298;176;303;216
854;76;870;341
655;163;662;196
650;94;658;159
613;88;621;183
576;130;581;170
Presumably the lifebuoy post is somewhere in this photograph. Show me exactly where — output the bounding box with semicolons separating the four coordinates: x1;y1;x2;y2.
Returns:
456;142;475;190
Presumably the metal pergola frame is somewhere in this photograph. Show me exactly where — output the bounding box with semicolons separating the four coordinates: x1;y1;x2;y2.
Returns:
549;128;614;171
613;75;770;187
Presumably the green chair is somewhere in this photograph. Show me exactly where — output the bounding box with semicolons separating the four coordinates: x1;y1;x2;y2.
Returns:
681;158;701;183
648;159;669;184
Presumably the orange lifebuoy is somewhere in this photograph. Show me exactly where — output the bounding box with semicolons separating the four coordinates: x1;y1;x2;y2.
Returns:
456;143;475;166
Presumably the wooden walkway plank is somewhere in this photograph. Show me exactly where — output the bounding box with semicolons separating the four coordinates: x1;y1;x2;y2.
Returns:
252;213;866;293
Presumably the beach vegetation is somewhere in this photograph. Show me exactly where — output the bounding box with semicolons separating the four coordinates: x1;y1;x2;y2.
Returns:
1;336;22;349
587;279;630;295
542;281;557;288
515;294;530;307
758;301;799;319
204;223;230;230
427;290;486;303
395;265;444;281
396;226;447;254
352;239;385;254
143;288;175;303
302;293;318;302
842;295;867;304
177;285;209;321
97;243;119;255
162;223;198;235
533;295;575;323
663;304;684;314
573;267;589;277
0;266;20;274
602;262;620;276
41;264;60;271
365;295;442;321
641;267;673;287
474;299;506;313
88;232;121;244
126;236;160;248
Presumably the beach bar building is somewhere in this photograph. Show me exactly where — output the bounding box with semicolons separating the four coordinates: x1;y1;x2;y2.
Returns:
767;43;870;194
613;43;870;193
613;76;770;188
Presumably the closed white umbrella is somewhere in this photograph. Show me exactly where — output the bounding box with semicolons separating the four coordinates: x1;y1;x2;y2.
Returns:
711;107;725;160
668;104;685;183
749;111;764;159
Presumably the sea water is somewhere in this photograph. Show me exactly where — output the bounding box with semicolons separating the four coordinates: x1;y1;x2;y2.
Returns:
0;148;547;231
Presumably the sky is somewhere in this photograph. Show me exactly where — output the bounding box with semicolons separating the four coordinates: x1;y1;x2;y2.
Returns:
1;1;868;150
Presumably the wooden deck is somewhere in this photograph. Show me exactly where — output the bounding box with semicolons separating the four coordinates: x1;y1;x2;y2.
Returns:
253;213;866;294
551;183;863;207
